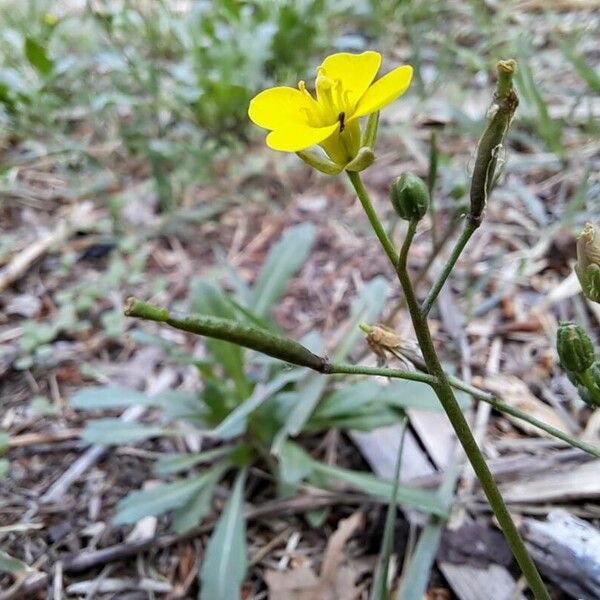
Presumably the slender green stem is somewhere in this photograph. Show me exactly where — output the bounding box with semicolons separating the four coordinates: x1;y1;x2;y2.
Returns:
353;173;550;600
416;215;462;286
385;214;461;326
329;363;436;386
421;220;479;316
347;170;399;265
428;131;439;249
448;375;600;458
341;347;600;457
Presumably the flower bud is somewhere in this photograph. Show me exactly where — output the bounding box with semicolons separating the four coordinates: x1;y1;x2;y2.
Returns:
390;172;429;222
556;322;595;375
575;222;600;303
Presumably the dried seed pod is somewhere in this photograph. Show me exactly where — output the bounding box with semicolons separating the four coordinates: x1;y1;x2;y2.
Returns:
575;222;600;303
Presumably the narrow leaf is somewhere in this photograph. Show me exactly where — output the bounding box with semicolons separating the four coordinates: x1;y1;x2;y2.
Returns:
114;468;225;524
153;447;232;475
172;468;223;533
70;387;150;410
212;369;303;440
189;279;247;396
395;517;445;600
199;469;248;600
250;223;315;318
312;462;447;517
81;419;171;445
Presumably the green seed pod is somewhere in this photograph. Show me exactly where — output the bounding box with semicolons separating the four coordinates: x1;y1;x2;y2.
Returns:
390;172;429;222
556;322;596;375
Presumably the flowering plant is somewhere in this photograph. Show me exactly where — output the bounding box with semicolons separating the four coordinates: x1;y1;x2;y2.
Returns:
125;52;599;600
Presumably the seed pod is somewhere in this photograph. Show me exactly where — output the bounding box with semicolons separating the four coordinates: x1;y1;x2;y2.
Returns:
468;59;518;223
556;322;595;375
124;297;329;373
575;222;600;303
390;172;429;221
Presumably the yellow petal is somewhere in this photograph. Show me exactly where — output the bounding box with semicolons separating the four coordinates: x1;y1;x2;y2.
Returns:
319;51;381;110
266;123;338;152
353;65;413;119
248;86;318;130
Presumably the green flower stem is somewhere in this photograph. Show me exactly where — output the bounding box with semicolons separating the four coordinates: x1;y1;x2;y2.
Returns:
421;220;479;316
328;363;436;386
448;375;600;458
347;170;399;266
417;214;462;286
351;173;550;600
338;345;600;457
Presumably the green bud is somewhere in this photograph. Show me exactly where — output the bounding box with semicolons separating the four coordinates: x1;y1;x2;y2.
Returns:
556;322;595;375
575;223;600;303
390;172;429;222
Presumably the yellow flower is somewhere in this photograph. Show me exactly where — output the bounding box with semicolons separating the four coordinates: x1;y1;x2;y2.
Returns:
248;51;412;169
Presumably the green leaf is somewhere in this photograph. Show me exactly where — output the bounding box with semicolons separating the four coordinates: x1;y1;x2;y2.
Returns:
81;419;172;445
24;37;54;76
383;380;469;412
212;369;304;440
114;467;225;524
334;276;389;361
277;440;314;494
0;550;29;574
153;448;232;475
199;469;248;600
395;517;445;600
271;371;327;454
560;42;600;94
307;408;400;433
249;223;315;318
70;387;151;410
311;380;387;419
130;331;203;366
172;467;223;533
311;461;447;517
189;279;248;397
0;459;9;477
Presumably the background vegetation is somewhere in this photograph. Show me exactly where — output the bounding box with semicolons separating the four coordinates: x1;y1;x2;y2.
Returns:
1;1;599;598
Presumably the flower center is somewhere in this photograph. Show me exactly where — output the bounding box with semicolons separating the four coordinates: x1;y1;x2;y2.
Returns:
315;68;352;127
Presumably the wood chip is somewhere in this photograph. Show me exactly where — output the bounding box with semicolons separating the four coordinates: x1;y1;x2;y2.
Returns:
500;460;600;503
351;425;435;481
439;563;526;600
521;509;600;599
